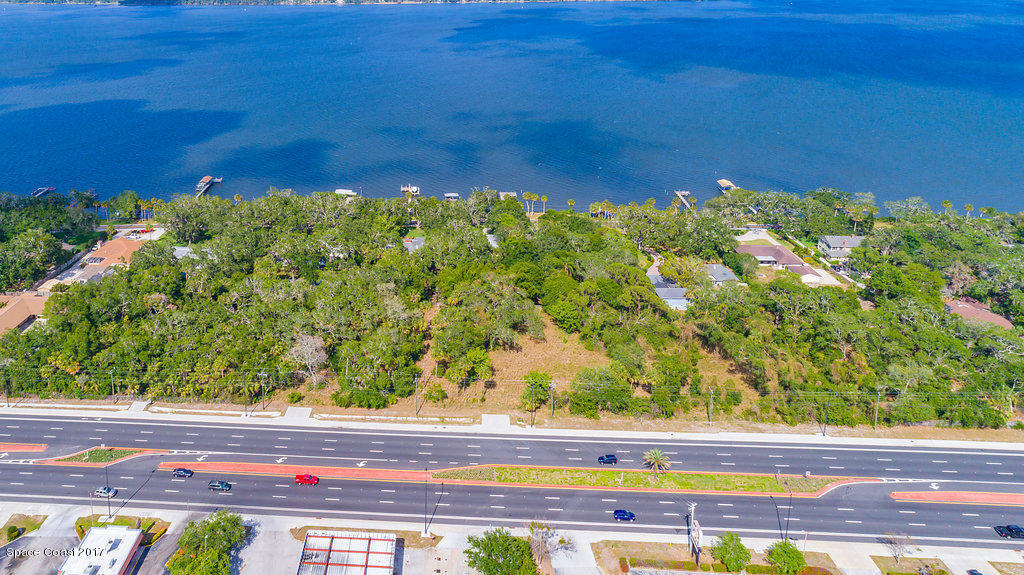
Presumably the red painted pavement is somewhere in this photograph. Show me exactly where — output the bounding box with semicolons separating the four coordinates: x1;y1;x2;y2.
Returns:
891;491;1024;506
0;443;47;452
157;461;430;482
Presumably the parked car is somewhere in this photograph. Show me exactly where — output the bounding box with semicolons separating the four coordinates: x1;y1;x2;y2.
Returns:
597;454;618;465
92;486;117;498
612;509;636;522
171;468;194;478
208;480;231;491
967;570;983;575
294;474;319;485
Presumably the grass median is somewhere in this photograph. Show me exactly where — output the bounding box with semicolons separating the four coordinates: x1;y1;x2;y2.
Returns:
432;466;839;493
56;447;144;464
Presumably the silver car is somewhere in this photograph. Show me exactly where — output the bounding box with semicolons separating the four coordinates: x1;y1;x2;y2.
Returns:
92;486;117;498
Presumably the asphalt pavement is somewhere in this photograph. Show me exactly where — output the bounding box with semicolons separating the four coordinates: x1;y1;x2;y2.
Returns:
1;413;1023;549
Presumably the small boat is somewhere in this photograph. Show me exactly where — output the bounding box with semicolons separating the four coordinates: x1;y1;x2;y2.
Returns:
195;176;222;196
717;179;737;192
32;187;55;198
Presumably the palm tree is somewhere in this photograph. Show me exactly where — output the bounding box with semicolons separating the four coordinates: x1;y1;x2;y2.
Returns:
540;195;548;213
964;203;974;219
567;199;576;212
941;200;953;212
589;202;599;218
671;197;682;215
233;194;243;204
643;448;671;476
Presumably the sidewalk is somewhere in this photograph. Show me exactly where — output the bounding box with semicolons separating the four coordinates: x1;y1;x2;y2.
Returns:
3;404;1024;453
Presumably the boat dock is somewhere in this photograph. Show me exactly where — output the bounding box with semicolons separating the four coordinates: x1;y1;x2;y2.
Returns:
673;190;692;209
195;176;223;196
717;179;737;192
31;187;55;198
401;184;420;197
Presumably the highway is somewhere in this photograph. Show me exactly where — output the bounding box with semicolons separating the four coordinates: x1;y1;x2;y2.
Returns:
1;413;1023;548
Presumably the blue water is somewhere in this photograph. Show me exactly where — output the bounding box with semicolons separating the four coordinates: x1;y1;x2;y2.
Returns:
1;1;1022;209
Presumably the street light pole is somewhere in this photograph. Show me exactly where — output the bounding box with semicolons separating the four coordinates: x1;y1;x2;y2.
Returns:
104;464;111;519
423;467;429;535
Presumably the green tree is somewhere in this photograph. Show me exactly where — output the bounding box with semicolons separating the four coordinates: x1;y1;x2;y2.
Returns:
167;511;246;575
465;528;539;575
711;532;751;572
642;448;671;476
766;540;806;575
521;371;553;424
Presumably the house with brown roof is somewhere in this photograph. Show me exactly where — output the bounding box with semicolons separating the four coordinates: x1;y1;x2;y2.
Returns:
0;292;50;333
735;245;804;267
945;299;1014;330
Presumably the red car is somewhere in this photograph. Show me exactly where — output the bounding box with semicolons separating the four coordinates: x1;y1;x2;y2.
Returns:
294;474;319;485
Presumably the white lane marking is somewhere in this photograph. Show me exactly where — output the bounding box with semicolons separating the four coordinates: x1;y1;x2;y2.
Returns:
135;439;147;443
664;512;680;516
665;452;678;455
601;498;616;502
43;435;56;439
95;429;107;432
275;484;289;488
877;458;892;462
231;435;244;438
545;496;560;500
774;464;790;468
469;454;482;457
568;457;582;461
717;503;733;507
517;456;532;459
490;506;505;509
716;453;731;456
467;445;480;448
118;476;133;480
61;484;75;488
658;501;674;505
721;463;735;466
899;510;916;514
272;495;286;499
845;520;862;524
829;466;845;469
328;487;343;491
326;498;340;501
822;456;837;460
274;445;287;449
322;448;335;451
723;515;739;519
9;482;23;485
181;441;194;445
621;460;634;463
885;468;901;471
4;426;18;429
837;508;854;511
932;460;947;463
18;472;32;475
777;506;792;509
70;474;83;477
909;523;926;526
986;462;1002;465
565;448;579;452
370;450;383;453
171;479;184;483
89;437;102;440
186;433;199;436
228;443;240;447
548;508;563;512
974;526;989;529
371;441;384;445
420;443;434;447
769;455;783;458
436;503;450;507
165;489;179;493
998;472;1013;475
418;452;432;455
616;450;630;454
325;439;337;443
50;427;63;430
942;470;958;474
489;494;505;498
381;489;396;493
140;431;152;434
963;513;980;517
277;437;291;440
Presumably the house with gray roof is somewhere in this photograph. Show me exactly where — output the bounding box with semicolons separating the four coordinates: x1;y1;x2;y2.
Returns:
818;235;865;261
704;263;738;285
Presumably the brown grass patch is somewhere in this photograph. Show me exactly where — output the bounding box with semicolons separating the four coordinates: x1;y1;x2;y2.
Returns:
992;563;1024;575
871;556;949;575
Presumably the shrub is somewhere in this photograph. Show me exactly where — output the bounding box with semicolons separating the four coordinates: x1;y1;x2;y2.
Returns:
287;391;303;404
747;565;776;574
618;557;629;573
6;525;21;541
424;384;448;404
713;564;729;572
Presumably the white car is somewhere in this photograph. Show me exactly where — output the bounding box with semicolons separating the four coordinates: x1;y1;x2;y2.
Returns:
92;486;117;498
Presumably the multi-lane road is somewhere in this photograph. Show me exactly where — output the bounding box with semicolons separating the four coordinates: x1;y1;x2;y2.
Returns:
1;412;1023;548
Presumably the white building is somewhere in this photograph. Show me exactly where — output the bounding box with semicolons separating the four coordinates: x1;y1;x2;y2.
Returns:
58;525;144;575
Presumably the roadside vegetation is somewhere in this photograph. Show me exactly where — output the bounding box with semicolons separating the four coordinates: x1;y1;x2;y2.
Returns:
3;514;46;543
166;511;247;575
1;187;1023;429
431;466;837;493
74;514;169;545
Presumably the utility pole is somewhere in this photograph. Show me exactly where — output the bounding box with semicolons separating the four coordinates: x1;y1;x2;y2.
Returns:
687;502;699;561
423;467;429;535
874;390;881;429
549;383;555;420
258;372;267;410
708;389;714;425
109;368;115;399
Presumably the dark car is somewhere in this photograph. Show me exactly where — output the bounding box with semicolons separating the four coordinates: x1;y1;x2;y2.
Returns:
294;474;319;485
598;454;618;465
613;509;636;522
1008;525;1024;539
172;468;194;478
968;570;983;575
208;480;231;491
995;526;1011;538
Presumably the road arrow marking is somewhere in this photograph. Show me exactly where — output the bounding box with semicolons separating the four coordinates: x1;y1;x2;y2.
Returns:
197;455;208;462
357;461;367;468
276;457;287;463
930;482;940;490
